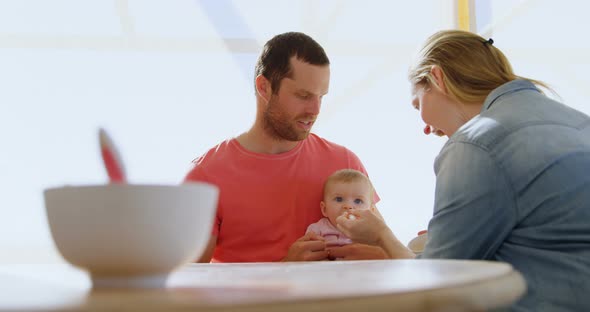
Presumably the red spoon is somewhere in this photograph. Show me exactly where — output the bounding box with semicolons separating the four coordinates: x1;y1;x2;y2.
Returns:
98;128;127;183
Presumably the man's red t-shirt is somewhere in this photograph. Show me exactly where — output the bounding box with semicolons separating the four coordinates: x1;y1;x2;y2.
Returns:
184;134;373;262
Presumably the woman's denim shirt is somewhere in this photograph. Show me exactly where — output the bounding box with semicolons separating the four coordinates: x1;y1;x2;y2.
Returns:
420;80;590;311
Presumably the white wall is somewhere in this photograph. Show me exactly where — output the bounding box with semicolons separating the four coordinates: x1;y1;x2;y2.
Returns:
1;0;589;263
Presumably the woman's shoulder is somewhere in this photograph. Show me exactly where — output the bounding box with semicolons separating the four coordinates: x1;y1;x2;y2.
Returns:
450;115;508;151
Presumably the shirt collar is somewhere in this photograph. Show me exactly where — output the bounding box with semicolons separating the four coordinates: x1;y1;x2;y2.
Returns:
481;79;541;113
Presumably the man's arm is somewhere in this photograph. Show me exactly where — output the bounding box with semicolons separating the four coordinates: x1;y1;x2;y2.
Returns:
197;235;217;263
184;161;220;263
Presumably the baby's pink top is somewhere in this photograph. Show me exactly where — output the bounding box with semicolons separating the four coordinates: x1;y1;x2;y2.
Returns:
306;218;353;246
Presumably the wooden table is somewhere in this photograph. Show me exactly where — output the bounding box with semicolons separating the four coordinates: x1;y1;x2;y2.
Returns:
0;260;525;311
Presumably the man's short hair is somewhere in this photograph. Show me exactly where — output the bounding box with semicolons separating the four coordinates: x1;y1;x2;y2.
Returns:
254;32;330;94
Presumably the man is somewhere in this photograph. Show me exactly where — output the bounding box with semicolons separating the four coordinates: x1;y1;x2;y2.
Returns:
185;32;386;262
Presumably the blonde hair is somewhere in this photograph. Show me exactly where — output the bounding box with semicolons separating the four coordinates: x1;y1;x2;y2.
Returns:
323;169;375;202
408;30;550;104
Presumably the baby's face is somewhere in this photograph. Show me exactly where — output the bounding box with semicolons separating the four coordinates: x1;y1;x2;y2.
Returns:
321;180;372;226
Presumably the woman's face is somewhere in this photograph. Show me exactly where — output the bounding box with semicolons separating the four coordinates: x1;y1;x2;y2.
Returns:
411;82;449;137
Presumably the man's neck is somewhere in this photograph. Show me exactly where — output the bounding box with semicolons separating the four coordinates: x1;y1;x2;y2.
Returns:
236;127;301;154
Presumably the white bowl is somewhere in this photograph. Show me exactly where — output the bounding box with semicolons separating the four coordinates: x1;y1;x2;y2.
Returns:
44;183;218;288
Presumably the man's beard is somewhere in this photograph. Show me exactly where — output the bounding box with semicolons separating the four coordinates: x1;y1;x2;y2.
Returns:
262;95;312;142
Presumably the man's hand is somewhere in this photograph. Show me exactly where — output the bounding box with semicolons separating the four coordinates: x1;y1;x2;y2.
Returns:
282;232;329;262
326;243;389;260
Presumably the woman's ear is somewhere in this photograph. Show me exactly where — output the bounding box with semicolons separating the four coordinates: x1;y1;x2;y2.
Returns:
430;65;447;94
255;74;271;103
320;201;328;217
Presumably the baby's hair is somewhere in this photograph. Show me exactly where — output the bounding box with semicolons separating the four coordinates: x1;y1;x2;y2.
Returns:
323;169;375;201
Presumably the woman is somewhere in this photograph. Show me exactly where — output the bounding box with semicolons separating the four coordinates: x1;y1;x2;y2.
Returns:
335;30;590;311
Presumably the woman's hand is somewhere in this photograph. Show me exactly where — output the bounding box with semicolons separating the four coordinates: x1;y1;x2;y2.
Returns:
335;208;389;246
336;208;416;259
326;243;389;260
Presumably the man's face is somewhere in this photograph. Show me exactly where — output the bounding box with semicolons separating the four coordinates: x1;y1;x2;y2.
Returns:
263;57;330;141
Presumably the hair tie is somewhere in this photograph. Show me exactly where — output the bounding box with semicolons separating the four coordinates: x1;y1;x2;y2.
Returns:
486;38;494;45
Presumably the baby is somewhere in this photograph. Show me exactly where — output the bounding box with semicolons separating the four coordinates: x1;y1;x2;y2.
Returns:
306;168;375;246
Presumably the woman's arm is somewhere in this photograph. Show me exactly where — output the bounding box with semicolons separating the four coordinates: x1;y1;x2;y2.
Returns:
335;209;415;259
